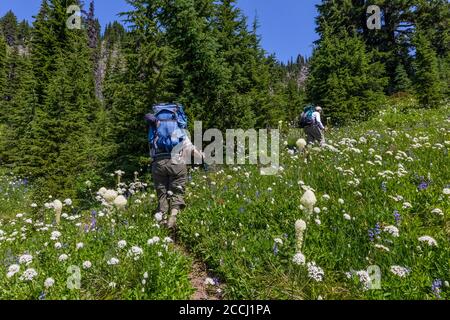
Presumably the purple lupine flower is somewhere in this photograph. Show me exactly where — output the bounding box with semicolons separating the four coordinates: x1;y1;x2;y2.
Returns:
273;243;279;256
368;223;381;242
381;181;387;192
432;279;442;299
91;210;97;217
38;292;46;300
239;207;245;213
394;210;401;226
418;180;429;191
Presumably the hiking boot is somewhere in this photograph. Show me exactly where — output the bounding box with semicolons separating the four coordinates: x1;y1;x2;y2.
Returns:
168;209;179;229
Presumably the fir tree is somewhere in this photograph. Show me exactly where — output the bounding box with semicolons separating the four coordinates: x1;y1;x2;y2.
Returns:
307;29;387;124
393;63;412;93
413;30;443;108
0;10;18;46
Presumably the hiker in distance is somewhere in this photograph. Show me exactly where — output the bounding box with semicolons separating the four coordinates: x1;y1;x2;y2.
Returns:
145;103;205;229
299;105;327;146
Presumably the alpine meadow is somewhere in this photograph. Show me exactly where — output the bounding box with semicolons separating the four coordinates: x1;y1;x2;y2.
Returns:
0;0;449;301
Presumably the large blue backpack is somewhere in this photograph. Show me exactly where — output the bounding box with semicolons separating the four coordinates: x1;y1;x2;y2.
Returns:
299;104;315;128
148;103;188;157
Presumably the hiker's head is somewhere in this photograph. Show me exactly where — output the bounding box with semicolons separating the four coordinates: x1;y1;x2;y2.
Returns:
316;106;323;113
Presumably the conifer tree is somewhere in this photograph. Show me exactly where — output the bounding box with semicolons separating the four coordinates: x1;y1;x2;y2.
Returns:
307;29;387;124
0;10;18;46
393;63;412;93
413;30;443;108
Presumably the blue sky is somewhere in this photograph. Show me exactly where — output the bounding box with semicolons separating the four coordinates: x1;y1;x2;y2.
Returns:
0;0;320;62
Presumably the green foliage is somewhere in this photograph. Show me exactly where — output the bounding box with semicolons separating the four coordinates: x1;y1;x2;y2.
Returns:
393;63;412;94
413;31;444;108
307;30;388;124
0;10;18;46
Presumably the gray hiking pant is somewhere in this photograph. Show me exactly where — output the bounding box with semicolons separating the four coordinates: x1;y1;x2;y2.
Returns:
304;125;325;146
152;158;187;213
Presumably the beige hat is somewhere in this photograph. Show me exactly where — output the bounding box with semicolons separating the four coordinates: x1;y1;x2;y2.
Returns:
315;106;323;112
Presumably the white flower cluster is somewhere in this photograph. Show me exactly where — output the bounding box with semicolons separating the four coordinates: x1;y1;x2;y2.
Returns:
19;254;33;265
307;262;324;282
292;252;306;265
19;268;38;281
418;236;437;247
127;246;144;260
390;266;410;278
383;225;399;237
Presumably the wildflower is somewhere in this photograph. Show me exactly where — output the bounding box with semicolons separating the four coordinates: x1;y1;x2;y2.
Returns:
296;138;307;150
374;244;390;252
107;258;119;265
82;261;92;269
103;189;118;203
54;242;62;249
355;270;371;291
63;199;72;206
313;207;321;214
394;210;401;226
322;194;330;201
7;264;20;278
274;238;283;245
127;246;144;260
432;279;442;299
113;195;127;209
295;219;307;251
19;254;33;265
338;198;345;204
204;278;215;286
402;202;412;209
154;212;163;222
20;268;38;281
50;231;61;241
53;200;63;225
390;266;410;278
300;190;316;215
109;282;117;289
307;262;324;282
343;214;352;221
315;219;321;225
418;236;438;247
443;188;450;195
292;252;306;265
58;254;69;262
44;278;55;288
117;240;127;249
368;223;381;242
431;208;443;216
31;203;37;208
164;237;173;243
384;225;399;237
76;242;84;250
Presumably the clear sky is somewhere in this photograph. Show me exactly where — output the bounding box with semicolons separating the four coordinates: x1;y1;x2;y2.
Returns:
0;0;320;63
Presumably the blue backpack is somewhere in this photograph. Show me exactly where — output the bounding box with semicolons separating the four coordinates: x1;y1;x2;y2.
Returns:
299;104;315;128
147;103;188;157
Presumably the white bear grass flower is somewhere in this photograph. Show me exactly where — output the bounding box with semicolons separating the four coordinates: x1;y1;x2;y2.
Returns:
117;240;127;249
107;257;120;265
58;254;69;262
300;190;316;215
307;262;324;282
114;195;127;209
82;261;92;269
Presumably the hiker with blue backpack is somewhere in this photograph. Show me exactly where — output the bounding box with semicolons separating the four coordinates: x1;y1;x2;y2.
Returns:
299;105;326;146
145;103;204;229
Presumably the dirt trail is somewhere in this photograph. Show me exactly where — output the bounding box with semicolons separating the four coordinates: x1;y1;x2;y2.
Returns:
173;241;224;300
